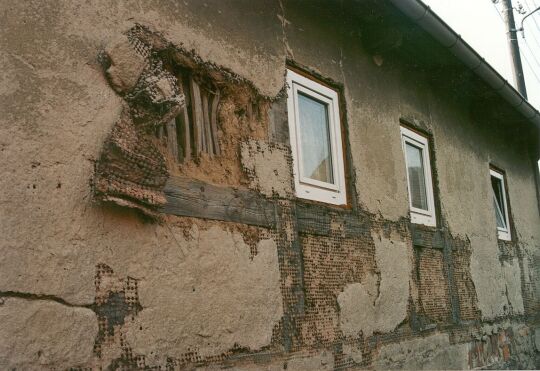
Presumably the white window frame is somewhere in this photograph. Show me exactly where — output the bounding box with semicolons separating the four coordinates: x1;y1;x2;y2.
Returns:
286;69;347;205
400;126;437;227
490;169;511;241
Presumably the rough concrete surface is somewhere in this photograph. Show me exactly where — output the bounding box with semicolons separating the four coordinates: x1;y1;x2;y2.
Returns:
338;230;410;337
241;139;293;198
125;224;283;363
0;298;98;369
374;332;469;370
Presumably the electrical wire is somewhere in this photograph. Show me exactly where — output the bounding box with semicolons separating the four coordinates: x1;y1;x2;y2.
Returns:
521;38;540;68
493;2;505;22
521;51;540;84
522;0;540;42
522;39;540;70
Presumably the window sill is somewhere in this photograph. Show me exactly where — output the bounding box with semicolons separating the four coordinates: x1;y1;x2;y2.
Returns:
411;211;437;227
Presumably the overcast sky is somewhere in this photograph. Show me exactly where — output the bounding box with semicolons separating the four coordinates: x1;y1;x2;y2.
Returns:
422;0;540;110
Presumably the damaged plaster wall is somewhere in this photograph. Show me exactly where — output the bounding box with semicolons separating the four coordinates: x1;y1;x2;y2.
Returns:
241;139;293;198
0;0;287;368
283;1;411;220
1;0;539;369
373;332;469;370
430;89;538;319
124;224;283;364
338;230;411;338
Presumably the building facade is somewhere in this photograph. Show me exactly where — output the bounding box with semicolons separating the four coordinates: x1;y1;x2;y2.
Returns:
1;0;539;369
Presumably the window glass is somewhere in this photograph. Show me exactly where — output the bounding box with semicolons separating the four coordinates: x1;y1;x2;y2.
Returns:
405;142;428;210
286;69;346;205
298;92;334;184
400;126;436;227
491;175;507;229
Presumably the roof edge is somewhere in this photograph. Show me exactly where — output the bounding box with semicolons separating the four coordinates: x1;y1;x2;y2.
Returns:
389;0;540;129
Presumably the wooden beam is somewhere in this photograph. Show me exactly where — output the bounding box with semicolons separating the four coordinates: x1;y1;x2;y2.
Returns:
181;106;191;161
410;224;445;249
162;176;277;228
166;117;179;161
210;93;221;155
202;91;214;157
189;77;203;156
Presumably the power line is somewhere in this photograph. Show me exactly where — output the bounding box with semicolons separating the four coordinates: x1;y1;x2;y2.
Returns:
493;1;505;22
521;38;540;68
521;51;540;84
522;0;540;32
519;1;540;55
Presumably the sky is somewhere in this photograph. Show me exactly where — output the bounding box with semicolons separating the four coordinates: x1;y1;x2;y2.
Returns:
422;0;540;110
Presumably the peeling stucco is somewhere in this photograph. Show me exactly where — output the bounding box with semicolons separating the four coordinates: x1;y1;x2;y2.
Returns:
338;230;410;337
241;139;293;198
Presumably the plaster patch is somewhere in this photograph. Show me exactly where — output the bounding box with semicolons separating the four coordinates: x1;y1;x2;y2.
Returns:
125;225;283;362
502;258;524;314
0;298;98;369
241;139;293;198
469;236;524;318
338;230;410;337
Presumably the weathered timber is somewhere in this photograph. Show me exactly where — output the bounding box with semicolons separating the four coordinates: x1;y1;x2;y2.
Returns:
210;93;221;155
202;92;214;157
295;202;370;237
181;106;191;161
410;224;445;249
166;117;179;161
162;176;277;228
296;203;331;236
189;77;203;156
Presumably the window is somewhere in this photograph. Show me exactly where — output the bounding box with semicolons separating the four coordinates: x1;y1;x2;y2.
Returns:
286;69;346;205
490;169;511;241
400;126;436;226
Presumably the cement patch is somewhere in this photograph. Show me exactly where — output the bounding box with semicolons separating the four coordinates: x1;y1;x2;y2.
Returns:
502;258;525;314
125;225;283;362
470;236;524;318
0;298;98;369
338;230;410;337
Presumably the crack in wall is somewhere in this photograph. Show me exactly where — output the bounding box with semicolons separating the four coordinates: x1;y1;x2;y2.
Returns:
0;291;92;309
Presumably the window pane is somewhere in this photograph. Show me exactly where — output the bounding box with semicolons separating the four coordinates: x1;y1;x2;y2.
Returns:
405;142;428;210
491;176;507;229
297;92;334;184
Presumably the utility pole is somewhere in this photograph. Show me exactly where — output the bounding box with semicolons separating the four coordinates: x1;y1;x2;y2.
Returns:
502;0;528;98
